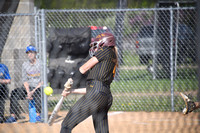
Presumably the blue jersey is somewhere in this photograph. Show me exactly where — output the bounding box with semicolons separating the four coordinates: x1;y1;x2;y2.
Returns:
0;64;11;80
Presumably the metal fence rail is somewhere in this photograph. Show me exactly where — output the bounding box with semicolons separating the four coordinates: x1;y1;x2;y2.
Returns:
0;7;198;123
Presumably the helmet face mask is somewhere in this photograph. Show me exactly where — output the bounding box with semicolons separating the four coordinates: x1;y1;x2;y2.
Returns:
89;41;100;57
89;32;115;57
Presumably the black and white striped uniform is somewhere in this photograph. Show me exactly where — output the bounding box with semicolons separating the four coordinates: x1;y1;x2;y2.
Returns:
61;46;117;133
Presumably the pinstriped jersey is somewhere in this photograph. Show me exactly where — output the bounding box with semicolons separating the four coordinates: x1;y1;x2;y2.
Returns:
87;46;117;85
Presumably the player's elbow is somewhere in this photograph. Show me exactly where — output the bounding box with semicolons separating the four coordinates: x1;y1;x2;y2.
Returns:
79;67;86;74
7;79;11;84
4;79;11;84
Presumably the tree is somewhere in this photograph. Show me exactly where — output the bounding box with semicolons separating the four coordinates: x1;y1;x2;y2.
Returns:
34;0;157;9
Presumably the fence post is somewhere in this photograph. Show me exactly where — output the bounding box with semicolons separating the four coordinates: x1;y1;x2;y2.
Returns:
41;9;48;123
114;1;127;80
197;0;200;102
170;7;174;111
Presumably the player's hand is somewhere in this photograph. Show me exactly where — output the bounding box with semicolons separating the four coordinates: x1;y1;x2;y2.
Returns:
26;96;33;100
27;91;34;100
64;78;73;90
29;91;34;96
61;90;71;97
26;94;33;100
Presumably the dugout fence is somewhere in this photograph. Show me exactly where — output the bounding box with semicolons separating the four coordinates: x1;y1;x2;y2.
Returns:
0;7;198;123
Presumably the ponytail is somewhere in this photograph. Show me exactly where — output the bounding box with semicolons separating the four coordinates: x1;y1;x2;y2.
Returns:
114;46;119;67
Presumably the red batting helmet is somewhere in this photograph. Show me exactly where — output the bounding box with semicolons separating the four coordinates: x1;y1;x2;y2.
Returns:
89;32;116;57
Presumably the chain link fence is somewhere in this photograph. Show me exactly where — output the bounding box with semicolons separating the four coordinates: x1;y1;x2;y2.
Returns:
0;7;198;123
45;7;198;112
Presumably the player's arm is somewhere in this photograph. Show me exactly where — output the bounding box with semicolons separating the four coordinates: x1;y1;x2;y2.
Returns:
61;88;86;97
62;57;98;96
79;56;99;74
22;64;30;93
23;82;30;93
24;82;34;99
0;79;11;84
61;57;98;97
70;88;86;94
32;81;43;94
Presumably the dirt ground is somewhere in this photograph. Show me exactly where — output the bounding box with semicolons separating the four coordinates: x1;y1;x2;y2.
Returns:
0;111;200;133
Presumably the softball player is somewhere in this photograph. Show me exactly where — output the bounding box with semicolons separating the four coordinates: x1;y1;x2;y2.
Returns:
6;45;43;123
60;32;118;133
0;63;11;123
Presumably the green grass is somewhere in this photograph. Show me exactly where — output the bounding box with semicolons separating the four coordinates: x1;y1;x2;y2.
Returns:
111;67;198;93
122;51;141;66
110;95;194;112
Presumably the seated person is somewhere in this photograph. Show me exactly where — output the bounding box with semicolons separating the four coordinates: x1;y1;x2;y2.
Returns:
6;45;42;123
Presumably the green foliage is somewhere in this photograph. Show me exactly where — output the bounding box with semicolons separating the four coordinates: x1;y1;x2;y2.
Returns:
34;0;158;9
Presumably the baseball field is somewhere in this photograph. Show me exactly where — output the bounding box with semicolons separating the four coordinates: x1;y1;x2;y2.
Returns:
0;111;200;133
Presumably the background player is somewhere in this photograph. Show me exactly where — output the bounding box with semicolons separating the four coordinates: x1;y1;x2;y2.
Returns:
6;45;43;123
0;63;11;123
60;32;118;133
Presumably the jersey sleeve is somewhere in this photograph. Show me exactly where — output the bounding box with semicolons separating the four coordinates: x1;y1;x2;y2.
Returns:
3;65;11;79
95;47;110;62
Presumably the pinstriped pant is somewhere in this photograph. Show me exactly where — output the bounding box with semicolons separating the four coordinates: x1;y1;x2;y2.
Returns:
60;80;113;133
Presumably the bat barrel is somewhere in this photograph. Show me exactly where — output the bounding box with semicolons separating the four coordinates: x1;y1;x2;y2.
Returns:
48;96;65;126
